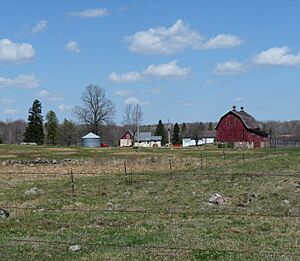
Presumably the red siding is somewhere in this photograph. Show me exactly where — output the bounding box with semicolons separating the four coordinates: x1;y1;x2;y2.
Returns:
216;113;268;148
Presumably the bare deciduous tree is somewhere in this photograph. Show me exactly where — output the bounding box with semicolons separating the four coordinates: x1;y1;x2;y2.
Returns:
74;85;115;135
122;104;143;145
186;122;205;146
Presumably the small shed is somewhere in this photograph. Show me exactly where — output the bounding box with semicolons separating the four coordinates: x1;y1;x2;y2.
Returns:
82;132;101;148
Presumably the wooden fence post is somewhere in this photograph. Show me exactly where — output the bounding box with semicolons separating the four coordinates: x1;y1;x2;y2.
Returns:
223;151;226;166
200;154;203;169
70;168;75;196
124;162;128;184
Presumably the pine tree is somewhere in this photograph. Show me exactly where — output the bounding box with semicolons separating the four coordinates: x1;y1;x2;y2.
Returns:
0;136;3;144
155;119;168;145
208;122;214;131
180;122;187;140
45;110;59;145
23;99;45;144
172;123;181;145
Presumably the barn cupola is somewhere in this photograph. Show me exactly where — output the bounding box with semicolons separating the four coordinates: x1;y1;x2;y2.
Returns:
240;106;244;112
232;105;237;111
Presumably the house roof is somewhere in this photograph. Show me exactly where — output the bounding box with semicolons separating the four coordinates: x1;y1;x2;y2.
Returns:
135;132;162;142
82;132;100;139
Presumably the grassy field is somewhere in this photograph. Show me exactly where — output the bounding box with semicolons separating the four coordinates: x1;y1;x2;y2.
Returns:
0;144;299;260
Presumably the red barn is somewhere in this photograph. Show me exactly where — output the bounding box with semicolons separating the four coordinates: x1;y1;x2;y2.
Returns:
215;106;269;148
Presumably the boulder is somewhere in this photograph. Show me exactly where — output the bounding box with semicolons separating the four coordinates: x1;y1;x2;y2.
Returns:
25;187;44;196
209;193;226;205
0;208;9;219
69;245;81;252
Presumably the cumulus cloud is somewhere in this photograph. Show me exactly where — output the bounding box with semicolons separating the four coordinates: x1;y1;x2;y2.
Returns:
0;39;35;63
37;90;64;101
108;61;190;83
108;71;144;83
115;89;133;97
253;46;300;66
125;97;148;105
0;74;40;88
213;60;245;75
31;20;48;34
143;60;190;78
200;34;243;50
3;109;21;115
68;8;109;18
65;41;80;53
125;19;242;55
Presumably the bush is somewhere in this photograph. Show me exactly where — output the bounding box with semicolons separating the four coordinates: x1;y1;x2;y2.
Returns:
0;136;2;144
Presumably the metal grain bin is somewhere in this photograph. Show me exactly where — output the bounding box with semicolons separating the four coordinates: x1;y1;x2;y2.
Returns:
81;132;101;148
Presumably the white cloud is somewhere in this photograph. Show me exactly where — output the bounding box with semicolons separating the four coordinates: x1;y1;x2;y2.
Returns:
3;109;21;115
0;99;13;105
108;71;144;84
0;39;35;63
37;90;64;101
115;89;132;97
205;79;220;85
0;74;40;88
125;97;148;105
253;46;300;66
58;104;72;111
65;41;80;53
213;60;245;75
125;19;242;55
37;90;50;97
31;20;48;34
68;8;109;18
235;97;243;102
199;34;243;50
147;87;162;94
143;60;190;78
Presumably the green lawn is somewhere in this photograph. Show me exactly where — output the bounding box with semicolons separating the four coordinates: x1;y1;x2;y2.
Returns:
0;145;299;260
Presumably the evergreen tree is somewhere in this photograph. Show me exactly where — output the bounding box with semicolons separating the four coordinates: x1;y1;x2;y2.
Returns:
155;119;168;145
45;110;59;145
23;99;45;144
172;122;181;145
180;122;187;141
0;136;2;144
208;122;214;131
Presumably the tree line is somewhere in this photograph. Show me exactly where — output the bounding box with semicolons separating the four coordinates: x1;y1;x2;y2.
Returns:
0;84;299;146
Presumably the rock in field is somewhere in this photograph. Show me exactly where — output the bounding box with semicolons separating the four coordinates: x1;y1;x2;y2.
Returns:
209;193;226;205
0;208;10;219
69;245;81;252
25;187;44;196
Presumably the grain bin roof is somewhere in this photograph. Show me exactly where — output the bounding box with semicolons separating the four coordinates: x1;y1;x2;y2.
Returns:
82;132;100;139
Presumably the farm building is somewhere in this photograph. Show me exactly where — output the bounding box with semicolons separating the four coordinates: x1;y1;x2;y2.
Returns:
119;130;134;147
119;131;162;147
215;106;269;148
81;132;101;148
182;130;216;147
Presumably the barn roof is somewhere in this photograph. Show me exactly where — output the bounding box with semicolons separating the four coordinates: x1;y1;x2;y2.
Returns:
216;107;268;137
135;132;162;142
232;111;260;130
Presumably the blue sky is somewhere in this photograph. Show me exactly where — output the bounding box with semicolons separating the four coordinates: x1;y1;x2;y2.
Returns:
0;0;299;124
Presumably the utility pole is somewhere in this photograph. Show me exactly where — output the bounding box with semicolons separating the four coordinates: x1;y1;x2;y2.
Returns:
136;104;140;152
168;119;172;149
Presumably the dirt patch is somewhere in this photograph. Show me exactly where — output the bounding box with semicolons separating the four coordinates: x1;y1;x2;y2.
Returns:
0;154;17;158
46;148;77;152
